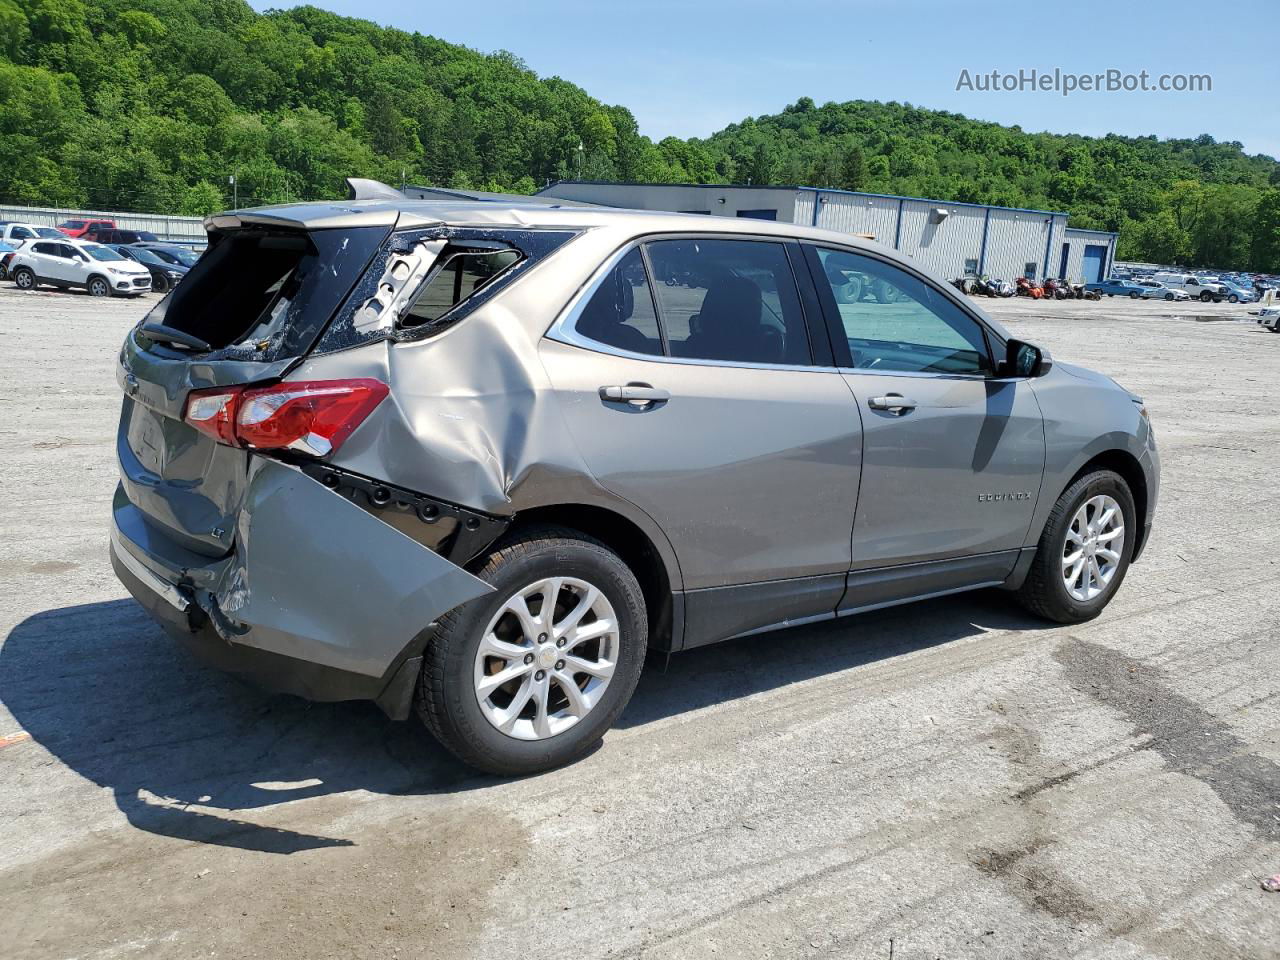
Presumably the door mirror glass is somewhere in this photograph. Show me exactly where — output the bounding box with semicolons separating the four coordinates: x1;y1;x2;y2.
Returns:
1003;338;1051;377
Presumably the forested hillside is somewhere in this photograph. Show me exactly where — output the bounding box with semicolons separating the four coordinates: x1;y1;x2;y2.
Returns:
2;0;1278;269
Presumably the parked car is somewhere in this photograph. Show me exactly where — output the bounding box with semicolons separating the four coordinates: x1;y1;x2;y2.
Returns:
1086;279;1147;298
1;222;64;243
1260;308;1280;332
1135;280;1190;301
130;242;200;268
1215;279;1254;303
111;244;188;293
83;226;161;245
0;239;18;281
1153;271;1226;302
109;183;1159;775
58;218;116;238
9;237;151;296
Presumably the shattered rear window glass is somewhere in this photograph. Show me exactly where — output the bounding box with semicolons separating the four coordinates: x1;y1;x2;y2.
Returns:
401;249;520;328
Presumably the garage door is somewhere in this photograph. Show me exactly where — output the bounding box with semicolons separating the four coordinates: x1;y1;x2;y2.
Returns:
1082;244;1107;284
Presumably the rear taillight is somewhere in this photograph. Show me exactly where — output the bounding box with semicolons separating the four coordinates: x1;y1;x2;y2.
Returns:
183;379;388;457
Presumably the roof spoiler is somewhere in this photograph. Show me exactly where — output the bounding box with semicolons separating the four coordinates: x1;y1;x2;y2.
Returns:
346;177;405;201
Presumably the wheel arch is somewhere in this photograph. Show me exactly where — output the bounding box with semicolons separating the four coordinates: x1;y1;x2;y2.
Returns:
1058;448;1149;558
499;502;681;652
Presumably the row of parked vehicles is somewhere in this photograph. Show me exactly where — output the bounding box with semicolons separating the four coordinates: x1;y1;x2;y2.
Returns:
1086;272;1263;302
0;219;199;297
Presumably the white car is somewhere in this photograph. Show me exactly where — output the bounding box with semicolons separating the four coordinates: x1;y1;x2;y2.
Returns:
0;222;65;243
1135;280;1190;301
8;237;152;297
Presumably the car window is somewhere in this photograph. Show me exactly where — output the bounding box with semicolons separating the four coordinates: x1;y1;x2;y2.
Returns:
644;238;811;366
401;248;521;328
84;244;126;262
61;221;84;230
129;248;165;266
815;247;992;375
12;227;34;239
35;227;62;238
32;241;57;255
59;244;79;259
575;248;663;356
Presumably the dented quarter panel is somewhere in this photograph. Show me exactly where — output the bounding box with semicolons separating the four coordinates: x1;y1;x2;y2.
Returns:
207;458;492;677
287;223;687;590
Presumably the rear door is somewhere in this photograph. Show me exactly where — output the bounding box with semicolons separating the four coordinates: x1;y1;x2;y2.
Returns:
805;245;1045;607
116;223;390;556
542;235;862;645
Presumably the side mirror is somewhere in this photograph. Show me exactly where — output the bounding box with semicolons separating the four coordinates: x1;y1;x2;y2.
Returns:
1001;338;1052;378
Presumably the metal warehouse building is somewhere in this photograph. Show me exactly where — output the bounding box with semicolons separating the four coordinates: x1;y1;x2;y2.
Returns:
537;181;1118;285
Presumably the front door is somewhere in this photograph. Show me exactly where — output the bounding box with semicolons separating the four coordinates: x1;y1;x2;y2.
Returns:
542;237;863;644
805;244;1046;610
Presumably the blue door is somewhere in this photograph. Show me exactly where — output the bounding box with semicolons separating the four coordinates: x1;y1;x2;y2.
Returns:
1082;244;1107;283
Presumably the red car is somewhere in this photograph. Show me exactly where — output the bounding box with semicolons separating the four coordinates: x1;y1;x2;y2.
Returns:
57;218;115;239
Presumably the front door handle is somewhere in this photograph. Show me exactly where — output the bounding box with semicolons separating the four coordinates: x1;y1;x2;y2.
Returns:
868;394;917;414
600;383;670;407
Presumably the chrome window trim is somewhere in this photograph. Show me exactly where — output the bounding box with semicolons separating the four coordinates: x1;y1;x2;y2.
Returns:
544;233;840;375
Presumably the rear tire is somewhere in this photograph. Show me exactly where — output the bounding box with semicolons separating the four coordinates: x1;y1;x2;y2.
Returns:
1016;470;1136;624
416;527;648;776
12;267;35;290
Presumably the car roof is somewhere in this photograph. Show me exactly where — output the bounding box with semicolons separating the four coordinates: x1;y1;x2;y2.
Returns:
206;197;891;254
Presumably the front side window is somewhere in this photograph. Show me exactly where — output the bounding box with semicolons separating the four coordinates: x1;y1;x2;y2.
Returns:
575;248;662;356
645;238;810;365
815;247;992;376
401;248;521;328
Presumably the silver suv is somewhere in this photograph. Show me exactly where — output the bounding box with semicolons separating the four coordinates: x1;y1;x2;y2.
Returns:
111;180;1159;775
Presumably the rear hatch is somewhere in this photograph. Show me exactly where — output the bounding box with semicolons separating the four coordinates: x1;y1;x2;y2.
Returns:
117;218;391;556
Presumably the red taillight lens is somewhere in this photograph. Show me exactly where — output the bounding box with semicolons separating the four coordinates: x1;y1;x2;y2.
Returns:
184;389;241;446
183;379;388;457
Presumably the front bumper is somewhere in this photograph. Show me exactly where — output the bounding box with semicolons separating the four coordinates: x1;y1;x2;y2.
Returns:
110;457;492;717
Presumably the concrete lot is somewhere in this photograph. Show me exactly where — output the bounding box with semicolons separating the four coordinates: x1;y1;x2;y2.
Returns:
0;286;1277;959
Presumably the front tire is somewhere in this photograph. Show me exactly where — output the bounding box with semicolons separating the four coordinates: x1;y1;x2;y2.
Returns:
1016;470;1136;624
1164;292;1175;301
87;276;110;297
1128;291;1138;299
416;527;648;776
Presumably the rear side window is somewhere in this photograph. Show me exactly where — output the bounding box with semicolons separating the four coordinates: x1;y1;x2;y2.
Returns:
402;248;520;328
572;239;813;366
32;241;57;255
646;239;809;365
574;248;662;356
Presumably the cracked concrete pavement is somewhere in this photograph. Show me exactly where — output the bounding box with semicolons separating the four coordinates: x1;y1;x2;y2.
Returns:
0;287;1277;959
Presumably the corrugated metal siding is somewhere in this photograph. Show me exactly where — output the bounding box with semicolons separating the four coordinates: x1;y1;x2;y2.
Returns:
895;200;984;277
983;210;1057;282
793;191;816;226
0;204;205;245
1062;228;1117;283
540;183;799;221
812;193;898;242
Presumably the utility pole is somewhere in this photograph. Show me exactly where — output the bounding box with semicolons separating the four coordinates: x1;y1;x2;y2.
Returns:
576;141;584;175
229;172;238;208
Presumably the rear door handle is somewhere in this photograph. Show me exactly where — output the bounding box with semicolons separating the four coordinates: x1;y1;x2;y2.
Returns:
868;394;917;414
600;384;670;406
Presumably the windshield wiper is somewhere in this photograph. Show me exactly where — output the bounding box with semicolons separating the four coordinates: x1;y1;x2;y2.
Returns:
140;322;211;352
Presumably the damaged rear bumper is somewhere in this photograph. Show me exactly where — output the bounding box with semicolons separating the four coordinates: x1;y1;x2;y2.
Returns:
109;458;493;718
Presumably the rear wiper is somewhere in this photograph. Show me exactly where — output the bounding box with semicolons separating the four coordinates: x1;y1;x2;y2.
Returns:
140;322;211;352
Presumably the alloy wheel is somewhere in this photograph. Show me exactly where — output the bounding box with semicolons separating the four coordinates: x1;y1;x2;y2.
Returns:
473;576;618;741
1062;494;1124;602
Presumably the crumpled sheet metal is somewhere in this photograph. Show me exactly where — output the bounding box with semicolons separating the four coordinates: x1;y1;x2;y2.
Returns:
210;458;492;677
